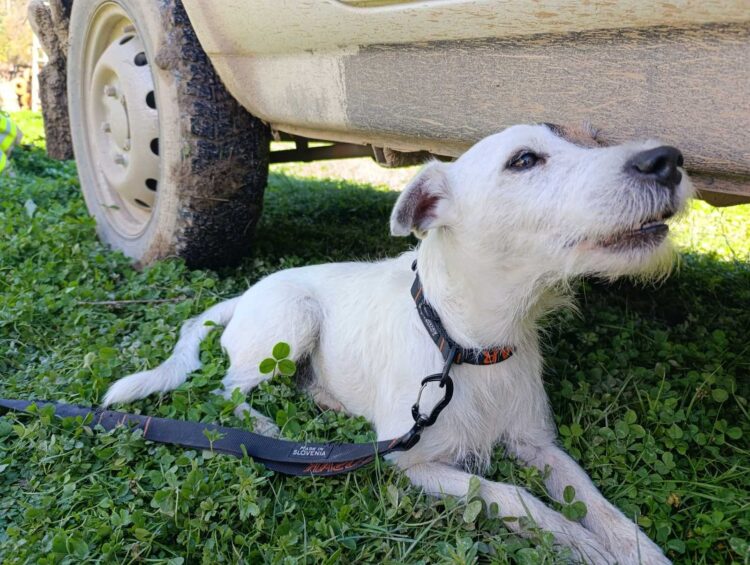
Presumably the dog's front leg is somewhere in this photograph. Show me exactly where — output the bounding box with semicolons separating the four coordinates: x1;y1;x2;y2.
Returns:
405;462;615;564
511;443;670;564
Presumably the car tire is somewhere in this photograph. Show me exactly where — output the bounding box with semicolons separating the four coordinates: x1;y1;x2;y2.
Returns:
67;0;270;268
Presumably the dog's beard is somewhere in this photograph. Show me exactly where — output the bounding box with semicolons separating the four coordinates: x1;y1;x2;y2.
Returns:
565;181;688;283
583;237;677;283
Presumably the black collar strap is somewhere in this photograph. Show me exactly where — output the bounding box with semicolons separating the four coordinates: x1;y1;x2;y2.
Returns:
410;261;514;365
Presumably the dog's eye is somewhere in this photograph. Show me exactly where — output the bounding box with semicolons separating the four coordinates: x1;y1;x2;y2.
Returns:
507;151;542;171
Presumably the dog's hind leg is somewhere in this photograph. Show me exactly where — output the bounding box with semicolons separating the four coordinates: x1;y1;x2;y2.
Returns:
217;278;321;435
405;462;616;564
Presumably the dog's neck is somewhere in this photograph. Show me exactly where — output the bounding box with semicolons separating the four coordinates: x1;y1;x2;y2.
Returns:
416;232;562;350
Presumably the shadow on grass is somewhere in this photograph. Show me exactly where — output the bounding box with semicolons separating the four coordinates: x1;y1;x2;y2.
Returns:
588;253;750;326
252;171;413;266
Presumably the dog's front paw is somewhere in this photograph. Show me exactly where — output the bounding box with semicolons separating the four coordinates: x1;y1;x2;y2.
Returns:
564;531;617;565
607;534;671;565
583;503;670;564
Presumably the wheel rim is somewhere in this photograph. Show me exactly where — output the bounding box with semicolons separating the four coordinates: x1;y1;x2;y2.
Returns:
82;3;160;237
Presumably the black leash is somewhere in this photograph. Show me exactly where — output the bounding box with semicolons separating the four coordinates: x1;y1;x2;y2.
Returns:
0;397;412;476
0;262;512;476
0;354;456;476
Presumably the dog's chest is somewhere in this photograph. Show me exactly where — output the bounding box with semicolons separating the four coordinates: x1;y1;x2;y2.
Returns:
307;258;554;462
403;350;553;465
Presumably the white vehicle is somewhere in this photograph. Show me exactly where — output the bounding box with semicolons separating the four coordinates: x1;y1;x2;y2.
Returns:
30;0;749;267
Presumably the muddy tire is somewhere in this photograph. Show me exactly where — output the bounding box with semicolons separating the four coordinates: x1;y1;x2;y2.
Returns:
68;0;269;268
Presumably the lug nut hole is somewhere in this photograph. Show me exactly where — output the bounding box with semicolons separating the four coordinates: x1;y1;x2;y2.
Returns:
150;138;159;156
134;52;148;66
145;178;158;191
146;91;156;109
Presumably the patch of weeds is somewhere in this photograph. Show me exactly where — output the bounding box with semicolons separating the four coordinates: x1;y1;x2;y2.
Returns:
1;112;748;563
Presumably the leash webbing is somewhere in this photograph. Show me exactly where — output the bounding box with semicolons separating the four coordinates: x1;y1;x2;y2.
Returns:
0;398;407;476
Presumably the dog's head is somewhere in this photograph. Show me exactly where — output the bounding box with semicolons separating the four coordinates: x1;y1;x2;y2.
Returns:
391;123;693;281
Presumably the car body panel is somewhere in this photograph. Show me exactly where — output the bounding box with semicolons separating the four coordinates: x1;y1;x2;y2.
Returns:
182;0;750;200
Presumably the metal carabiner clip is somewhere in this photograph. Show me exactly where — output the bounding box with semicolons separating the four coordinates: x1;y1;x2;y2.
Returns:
410;373;454;427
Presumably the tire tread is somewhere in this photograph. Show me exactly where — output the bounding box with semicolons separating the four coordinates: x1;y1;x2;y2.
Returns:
164;0;270;268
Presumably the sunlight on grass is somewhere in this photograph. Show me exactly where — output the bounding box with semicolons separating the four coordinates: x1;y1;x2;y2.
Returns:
672;200;750;261
7;110;46;148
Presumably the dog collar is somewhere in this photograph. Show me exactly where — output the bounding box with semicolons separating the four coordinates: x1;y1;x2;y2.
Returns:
410;261;514;365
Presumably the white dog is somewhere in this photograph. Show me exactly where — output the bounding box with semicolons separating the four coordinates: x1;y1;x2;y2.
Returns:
103;123;691;564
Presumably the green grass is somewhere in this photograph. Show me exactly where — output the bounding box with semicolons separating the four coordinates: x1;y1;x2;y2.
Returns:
1;112;749;564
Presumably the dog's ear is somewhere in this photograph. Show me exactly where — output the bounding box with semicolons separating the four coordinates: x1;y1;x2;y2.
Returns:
390;161;452;238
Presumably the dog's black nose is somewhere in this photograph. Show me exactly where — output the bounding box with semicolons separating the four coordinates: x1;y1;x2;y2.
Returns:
628;146;684;189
